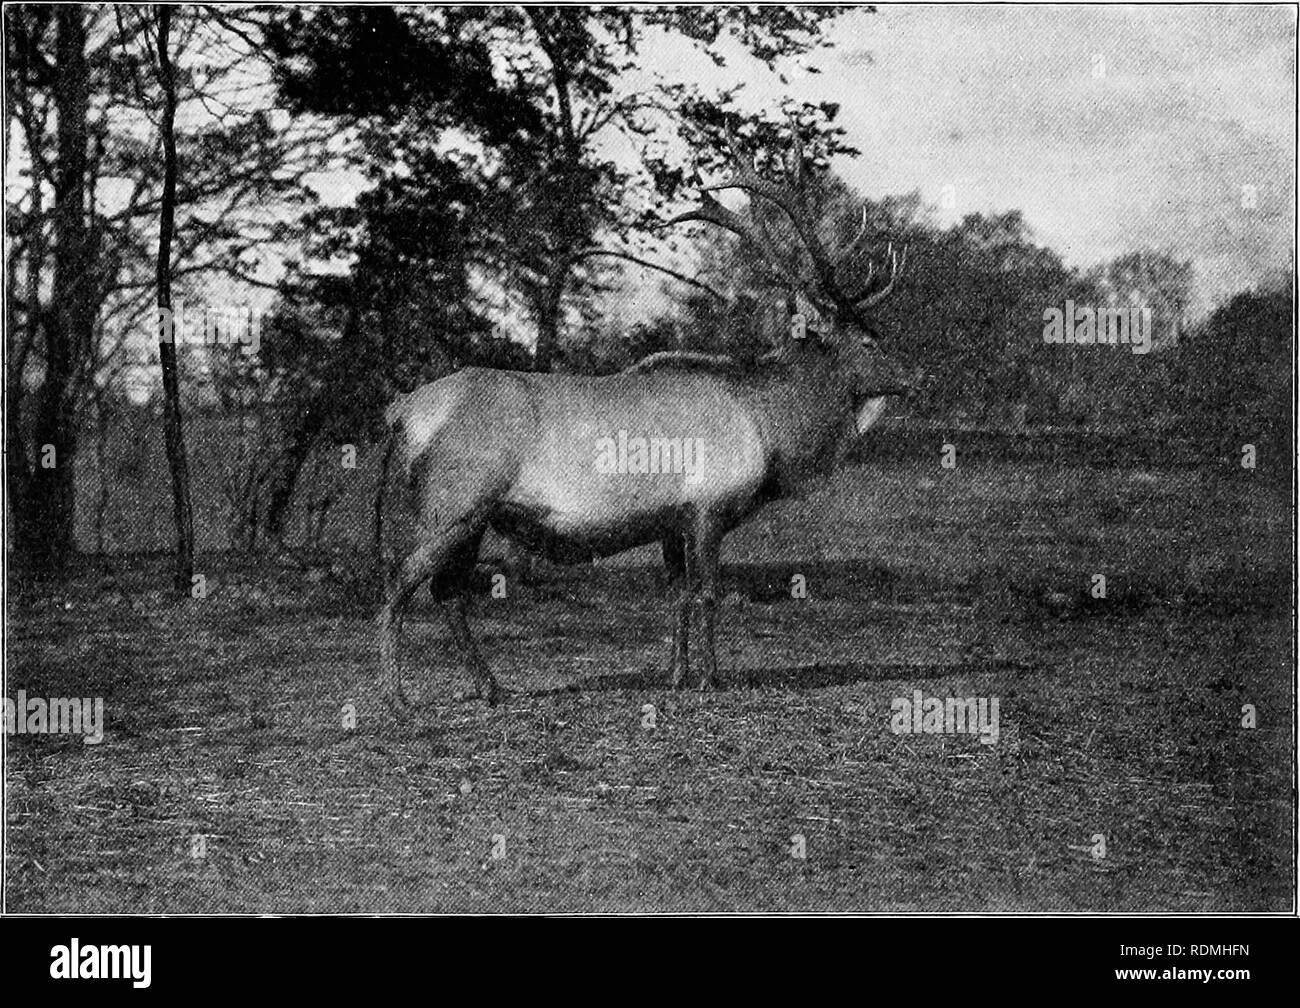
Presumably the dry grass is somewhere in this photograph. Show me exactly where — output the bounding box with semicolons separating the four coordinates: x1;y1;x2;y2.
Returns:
5;460;1292;912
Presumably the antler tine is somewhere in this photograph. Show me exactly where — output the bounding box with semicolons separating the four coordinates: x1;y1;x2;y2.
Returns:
659;190;789;286
859;258;875;292
855;243;908;309
834;204;872;271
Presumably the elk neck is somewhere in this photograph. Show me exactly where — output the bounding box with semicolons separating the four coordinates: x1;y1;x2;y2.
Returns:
733;339;862;491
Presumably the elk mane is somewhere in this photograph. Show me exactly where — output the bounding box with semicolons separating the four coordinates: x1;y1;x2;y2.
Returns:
622;351;750;377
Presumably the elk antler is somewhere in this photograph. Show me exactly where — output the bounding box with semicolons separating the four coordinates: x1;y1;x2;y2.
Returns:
702;123;847;303
661;191;782;270
664;118;907;319
836;204;872;269
849;242;907;308
660;187;801;293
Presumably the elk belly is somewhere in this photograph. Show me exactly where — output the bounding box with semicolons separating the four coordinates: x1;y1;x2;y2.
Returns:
492;486;680;561
855;396;889;434
500;454;684;557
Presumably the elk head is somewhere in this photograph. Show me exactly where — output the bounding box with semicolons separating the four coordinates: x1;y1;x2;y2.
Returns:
663;120;915;433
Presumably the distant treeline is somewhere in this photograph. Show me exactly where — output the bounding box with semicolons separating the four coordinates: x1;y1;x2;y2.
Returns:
7;6;1290;574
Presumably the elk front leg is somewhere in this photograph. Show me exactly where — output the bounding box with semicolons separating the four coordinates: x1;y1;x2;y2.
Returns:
692;517;723;692
663;534;691;688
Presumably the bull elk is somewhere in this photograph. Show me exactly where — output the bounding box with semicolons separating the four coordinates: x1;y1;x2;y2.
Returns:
377;123;914;716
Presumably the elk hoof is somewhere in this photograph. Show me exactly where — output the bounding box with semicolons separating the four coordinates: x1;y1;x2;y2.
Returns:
482;679;506;707
697;675;719;693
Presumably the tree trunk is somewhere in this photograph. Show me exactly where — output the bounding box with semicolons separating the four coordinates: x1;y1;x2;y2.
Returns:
5;233;32;564
20;6;90;577
532;263;569;373
154;5;195;595
3;44;28;563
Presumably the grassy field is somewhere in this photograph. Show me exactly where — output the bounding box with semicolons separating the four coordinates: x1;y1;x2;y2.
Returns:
5;458;1293;912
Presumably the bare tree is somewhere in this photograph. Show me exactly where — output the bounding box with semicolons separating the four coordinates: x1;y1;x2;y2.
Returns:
151;5;195;594
4;4;328;579
7;6;95;576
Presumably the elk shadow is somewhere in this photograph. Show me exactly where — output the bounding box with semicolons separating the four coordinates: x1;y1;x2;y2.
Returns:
524;658;1036;698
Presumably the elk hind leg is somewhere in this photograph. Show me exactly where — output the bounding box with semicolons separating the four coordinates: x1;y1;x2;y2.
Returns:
378;537;452;717
692;517;723;692
378;510;491;715
663;533;691;688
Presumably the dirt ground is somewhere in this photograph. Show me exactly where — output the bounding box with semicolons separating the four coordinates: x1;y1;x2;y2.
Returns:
5;459;1293;912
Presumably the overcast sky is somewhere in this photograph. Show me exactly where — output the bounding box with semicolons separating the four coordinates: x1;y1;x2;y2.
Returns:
228;5;1296;323
695;4;1295;315
89;3;1295;365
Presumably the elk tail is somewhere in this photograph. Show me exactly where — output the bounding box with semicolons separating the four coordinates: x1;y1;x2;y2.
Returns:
383;391;410;429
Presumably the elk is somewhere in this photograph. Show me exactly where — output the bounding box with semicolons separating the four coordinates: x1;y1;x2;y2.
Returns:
377;123;913;717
